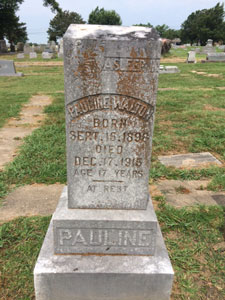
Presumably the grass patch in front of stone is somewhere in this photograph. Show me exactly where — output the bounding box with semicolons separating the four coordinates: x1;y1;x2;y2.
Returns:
0;203;224;300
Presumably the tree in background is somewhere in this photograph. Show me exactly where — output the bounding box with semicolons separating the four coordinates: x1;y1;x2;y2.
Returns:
0;0;27;49
155;24;180;40
181;2;225;45
88;6;122;25
47;10;85;42
134;23;180;40
133;22;153;28
43;0;62;14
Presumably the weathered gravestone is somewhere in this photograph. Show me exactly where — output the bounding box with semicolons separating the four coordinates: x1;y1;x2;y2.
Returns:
17;53;25;59
29;52;37;59
187;50;196;63
58;38;64;58
34;24;173;300
24;43;32;54
206;52;225;62
0;40;7;53
17;42;24;52
0;60;23;76
160;65;180;73
203;39;215;54
42;51;53;59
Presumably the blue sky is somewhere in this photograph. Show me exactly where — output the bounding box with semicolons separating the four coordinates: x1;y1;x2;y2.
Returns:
18;0;224;43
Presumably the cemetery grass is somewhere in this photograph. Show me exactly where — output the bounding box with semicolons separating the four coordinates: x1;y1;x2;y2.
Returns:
0;203;224;300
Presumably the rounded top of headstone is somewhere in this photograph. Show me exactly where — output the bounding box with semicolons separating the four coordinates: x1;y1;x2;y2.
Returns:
64;24;159;41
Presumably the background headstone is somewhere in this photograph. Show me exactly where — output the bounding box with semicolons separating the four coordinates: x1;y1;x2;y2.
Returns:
203;39;216;54
187;50;196;63
0;60;23;76
17;42;24;52
17;53;25;59
42;52;53;59
29;52;37;59
160;65;180;73
0;40;7;53
24;43;31;54
206;52;225;62
58;39;64;58
50;41;56;53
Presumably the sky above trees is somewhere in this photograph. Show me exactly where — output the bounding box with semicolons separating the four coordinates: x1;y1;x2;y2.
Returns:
17;0;223;43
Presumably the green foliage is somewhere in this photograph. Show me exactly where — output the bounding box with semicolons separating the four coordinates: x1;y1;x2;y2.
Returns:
47;10;85;42
0;0;27;44
133;22;153;27
181;2;225;45
43;0;62;14
88;6;122;25
155;24;180;40
134;23;180;40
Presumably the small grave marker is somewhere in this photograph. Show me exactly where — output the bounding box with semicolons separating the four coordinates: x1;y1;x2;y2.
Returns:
29;52;37;59
159;152;222;168
0;60;23;77
187;51;196;63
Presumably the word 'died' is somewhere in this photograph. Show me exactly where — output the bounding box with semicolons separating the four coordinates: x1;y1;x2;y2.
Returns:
67;94;154;121
58;228;154;248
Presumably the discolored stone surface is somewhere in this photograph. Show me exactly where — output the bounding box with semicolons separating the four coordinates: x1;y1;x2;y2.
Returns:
158;152;222;168
63;24;161;209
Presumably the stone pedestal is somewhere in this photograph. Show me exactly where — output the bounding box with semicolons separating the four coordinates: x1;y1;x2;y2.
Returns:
34;188;173;300
34;24;173;300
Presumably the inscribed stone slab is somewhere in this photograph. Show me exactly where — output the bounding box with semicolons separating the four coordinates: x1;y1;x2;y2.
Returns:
53;187;157;255
34;216;174;300
159;152;222;168
63;24;161;210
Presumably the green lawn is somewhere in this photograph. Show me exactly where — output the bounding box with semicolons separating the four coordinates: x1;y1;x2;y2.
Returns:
0;50;225;299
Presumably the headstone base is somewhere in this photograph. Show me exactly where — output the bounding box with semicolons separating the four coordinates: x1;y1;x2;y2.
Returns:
34;213;173;300
53;187;158;255
0;72;23;77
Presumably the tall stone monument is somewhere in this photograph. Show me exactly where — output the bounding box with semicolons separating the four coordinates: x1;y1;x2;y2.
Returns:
34;24;173;300
203;39;215;54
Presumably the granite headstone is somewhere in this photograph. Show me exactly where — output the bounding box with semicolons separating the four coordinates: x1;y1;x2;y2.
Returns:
42;52;53;59
17;53;25;59
29;52;37;59
0;60;23;76
17;42;24;52
187;50;196;63
203;39;216;54
206;53;225;62
0;40;7;53
24;43;32;54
